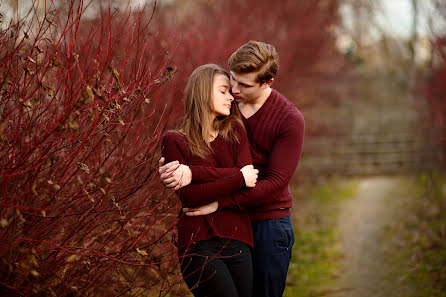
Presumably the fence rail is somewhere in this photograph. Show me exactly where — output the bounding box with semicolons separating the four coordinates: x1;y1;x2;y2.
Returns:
298;130;444;177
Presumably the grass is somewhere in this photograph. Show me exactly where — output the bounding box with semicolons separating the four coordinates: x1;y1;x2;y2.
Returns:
384;173;446;297
284;177;358;297
284;173;446;297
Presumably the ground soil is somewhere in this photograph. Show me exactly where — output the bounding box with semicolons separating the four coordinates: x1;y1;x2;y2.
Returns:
333;176;415;297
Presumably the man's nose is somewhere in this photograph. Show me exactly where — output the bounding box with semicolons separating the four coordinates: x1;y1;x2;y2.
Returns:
232;84;240;94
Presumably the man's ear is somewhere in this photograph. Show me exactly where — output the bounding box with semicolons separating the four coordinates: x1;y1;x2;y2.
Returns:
262;78;274;88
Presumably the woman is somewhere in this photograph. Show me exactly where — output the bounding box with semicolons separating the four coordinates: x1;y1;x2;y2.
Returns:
162;64;258;297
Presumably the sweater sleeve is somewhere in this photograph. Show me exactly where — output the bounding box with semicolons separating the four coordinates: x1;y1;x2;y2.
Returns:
190;166;241;183
189;123;252;182
219;111;305;210
161;130;248;208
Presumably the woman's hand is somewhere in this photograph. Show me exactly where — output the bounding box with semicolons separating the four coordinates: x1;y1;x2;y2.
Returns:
240;165;259;188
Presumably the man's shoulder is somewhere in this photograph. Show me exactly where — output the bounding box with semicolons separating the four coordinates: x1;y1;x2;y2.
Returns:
271;89;304;122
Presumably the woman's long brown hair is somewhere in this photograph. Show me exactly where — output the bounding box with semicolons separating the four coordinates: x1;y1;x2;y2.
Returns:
179;64;243;159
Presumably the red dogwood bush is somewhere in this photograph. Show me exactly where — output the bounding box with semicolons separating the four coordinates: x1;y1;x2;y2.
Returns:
422;1;446;160
0;1;184;296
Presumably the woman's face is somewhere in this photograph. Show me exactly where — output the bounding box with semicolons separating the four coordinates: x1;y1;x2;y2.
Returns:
211;74;234;118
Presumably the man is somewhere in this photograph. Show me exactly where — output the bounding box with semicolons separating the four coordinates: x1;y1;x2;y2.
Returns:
159;40;305;297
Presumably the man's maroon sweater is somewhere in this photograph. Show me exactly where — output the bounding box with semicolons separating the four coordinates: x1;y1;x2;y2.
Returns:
162;123;254;251
190;89;305;222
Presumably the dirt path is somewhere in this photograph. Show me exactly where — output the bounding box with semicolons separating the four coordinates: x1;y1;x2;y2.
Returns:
334;176;414;297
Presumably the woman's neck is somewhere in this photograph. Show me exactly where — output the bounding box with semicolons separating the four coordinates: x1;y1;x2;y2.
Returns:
208;128;218;142
206;116;218;142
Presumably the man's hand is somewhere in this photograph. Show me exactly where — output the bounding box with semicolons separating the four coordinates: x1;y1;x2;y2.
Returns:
158;157;192;189
183;201;218;216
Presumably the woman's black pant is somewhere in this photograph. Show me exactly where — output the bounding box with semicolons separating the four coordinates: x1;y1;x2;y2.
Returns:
179;237;252;297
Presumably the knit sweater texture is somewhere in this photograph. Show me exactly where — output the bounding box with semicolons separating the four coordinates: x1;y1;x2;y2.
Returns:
162;123;254;250
190;89;305;222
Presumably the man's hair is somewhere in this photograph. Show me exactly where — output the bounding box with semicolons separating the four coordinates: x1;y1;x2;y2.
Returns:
228;40;279;84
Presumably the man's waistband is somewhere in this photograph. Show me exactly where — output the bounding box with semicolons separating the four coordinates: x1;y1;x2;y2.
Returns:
249;208;290;222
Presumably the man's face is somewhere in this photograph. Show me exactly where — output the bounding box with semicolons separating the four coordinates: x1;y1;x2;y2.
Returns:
230;71;264;103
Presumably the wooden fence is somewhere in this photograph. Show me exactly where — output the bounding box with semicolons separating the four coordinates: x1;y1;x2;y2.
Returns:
295;70;445;178
298;128;444;177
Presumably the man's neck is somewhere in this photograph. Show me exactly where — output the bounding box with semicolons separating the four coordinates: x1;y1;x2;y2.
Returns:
238;88;272;119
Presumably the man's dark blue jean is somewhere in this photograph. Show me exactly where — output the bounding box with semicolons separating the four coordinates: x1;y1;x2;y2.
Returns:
251;216;294;297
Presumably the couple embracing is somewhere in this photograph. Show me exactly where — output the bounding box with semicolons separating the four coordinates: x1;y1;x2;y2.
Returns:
159;41;305;297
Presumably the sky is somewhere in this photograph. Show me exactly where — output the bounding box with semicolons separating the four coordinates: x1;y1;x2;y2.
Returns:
376;0;439;39
340;0;431;40
377;0;416;38
373;0;444;39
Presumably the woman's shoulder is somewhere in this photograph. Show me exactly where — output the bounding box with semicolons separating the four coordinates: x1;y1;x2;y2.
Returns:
232;121;247;138
161;130;191;163
163;129;182;137
162;130;186;145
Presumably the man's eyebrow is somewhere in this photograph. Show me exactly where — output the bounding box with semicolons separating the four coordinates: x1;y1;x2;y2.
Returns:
238;81;254;87
229;73;254;87
230;74;254;87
